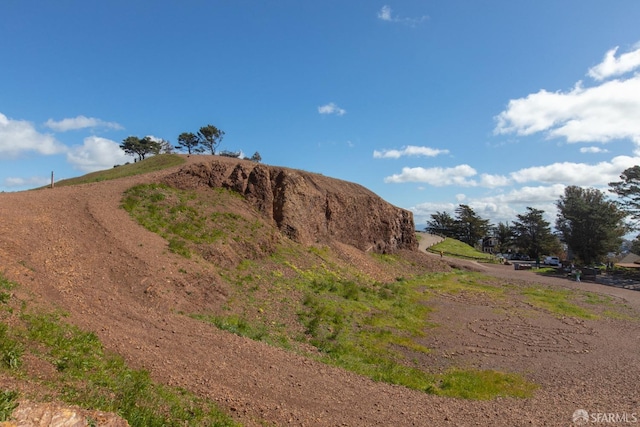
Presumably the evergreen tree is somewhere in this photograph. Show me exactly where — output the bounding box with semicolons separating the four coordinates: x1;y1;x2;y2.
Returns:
197;124;225;155
453;204;491;247
176;132;201;155
556;186;626;265
119;136;160;161
425;211;457;237
609;165;640;230
511;207;560;260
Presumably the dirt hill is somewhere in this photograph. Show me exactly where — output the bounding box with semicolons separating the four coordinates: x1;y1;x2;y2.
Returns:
161;159;417;253
1;155;640;426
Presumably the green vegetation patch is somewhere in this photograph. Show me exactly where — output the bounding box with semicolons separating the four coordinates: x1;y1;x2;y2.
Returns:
432;368;537;400
522;287;597;319
196;251;536;400
122;183;272;259
122;185;536;400
428;238;498;263
419;270;505;298
0;273;239;427
0;390;19;422
0;275;16;304
53;154;185;187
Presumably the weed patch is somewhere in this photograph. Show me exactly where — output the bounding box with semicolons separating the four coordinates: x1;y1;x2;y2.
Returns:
432;369;537;400
0;274;239;427
0;390;19;422
122;184;275;260
522;287;597;319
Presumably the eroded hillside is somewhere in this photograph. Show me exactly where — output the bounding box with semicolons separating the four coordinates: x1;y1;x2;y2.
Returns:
162;159;417;253
1;155;640;427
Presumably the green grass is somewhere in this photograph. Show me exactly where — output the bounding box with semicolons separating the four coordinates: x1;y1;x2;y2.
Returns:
123;186;538;400
199;258;537;399
0;274;15;304
0;390;19;422
50;154;185;187
0;274;239;426
122;184;271;258
522;287;597;319
428;238;498;262
433;369;537;399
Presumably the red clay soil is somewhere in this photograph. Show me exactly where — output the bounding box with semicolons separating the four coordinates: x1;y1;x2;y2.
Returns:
1;156;640;426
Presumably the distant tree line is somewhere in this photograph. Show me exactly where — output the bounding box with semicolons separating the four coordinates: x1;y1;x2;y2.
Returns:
425;168;640;265
119;123;262;163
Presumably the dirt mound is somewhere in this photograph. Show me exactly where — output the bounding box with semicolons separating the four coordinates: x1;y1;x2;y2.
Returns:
1;155;640;426
163;159;417;253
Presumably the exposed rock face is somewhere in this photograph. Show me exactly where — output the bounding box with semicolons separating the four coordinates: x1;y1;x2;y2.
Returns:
163;159;418;253
3;401;129;427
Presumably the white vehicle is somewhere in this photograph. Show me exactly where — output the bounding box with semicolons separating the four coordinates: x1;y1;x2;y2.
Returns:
543;256;560;266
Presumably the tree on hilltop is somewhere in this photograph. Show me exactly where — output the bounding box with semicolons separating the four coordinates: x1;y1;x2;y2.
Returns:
197;124;225;155
176;132;202;155
120;136;160;161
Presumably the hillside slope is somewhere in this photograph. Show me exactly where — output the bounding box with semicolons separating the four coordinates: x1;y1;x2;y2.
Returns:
1;155;640;426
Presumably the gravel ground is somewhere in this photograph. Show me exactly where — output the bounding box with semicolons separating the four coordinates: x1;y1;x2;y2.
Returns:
1;158;639;426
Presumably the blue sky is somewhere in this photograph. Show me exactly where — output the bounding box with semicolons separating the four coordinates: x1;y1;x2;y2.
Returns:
2;1;640;229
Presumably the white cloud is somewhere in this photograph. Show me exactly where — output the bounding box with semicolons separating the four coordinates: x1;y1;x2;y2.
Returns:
377;5;428;26
3;176;51;188
580;146;608;154
44;115;123;132
384;164;478;186
495;43;640;146
509;156;640;187
411;184;566;227
373;145;449;159
318;102;346;116
378;5;393;21
588;44;640;81
66;136;130;172
495;75;640;144
479;173;510;188
0;113;66;157
384;165;511;188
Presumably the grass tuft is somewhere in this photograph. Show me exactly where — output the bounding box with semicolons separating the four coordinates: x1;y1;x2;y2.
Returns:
0;273;239;427
0;390;19;421
51;154;185;187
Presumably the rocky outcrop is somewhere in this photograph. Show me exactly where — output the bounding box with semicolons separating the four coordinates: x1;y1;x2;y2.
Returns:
3;401;129;427
163;159;418;253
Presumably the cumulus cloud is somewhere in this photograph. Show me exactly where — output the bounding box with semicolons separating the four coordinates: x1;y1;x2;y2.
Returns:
384;164;478;186
384;165;510;188
66;136;130;172
377;5;428;26
495;43;640;145
580;146;608;154
318;103;346;116
479;173;511;188
587;44;640;81
0;113;66;157
373;145;449;159
495;76;640;144
45;115;123;132
411;184;566;226
509;155;640;187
